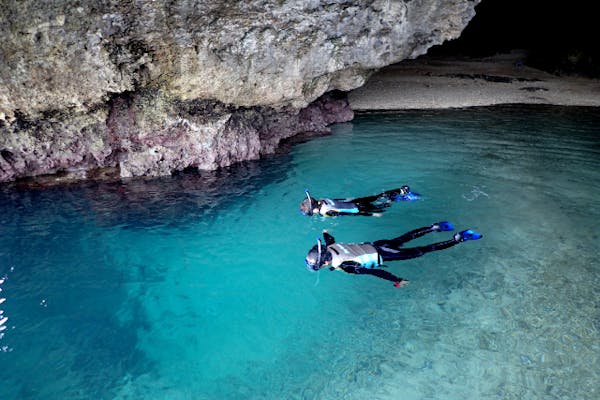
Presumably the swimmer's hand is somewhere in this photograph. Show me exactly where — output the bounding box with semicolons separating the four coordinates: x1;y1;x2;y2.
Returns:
372;213;382;218
393;280;410;288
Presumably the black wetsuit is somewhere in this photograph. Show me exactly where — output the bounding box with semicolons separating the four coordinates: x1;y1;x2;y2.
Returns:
320;188;414;217
323;226;459;284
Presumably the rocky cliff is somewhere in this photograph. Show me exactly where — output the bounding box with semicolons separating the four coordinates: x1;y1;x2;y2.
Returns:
0;0;479;182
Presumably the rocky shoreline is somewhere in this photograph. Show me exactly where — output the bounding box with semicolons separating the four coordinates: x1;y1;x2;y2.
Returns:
0;92;353;187
1;0;483;185
4;50;599;188
349;52;600;110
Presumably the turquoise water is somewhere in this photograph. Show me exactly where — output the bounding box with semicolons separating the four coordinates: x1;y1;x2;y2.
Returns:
1;106;599;399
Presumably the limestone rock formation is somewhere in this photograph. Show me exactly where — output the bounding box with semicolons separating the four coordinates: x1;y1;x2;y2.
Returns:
0;0;479;182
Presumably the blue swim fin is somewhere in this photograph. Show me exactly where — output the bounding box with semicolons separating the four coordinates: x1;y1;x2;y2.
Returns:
434;221;454;232
457;229;483;241
392;192;421;202
391;194;403;201
405;191;421;201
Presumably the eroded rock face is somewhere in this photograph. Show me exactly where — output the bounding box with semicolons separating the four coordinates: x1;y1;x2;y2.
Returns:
0;91;353;182
0;0;479;182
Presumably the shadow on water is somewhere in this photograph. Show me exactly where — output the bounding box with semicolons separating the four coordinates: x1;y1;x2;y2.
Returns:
0;151;295;231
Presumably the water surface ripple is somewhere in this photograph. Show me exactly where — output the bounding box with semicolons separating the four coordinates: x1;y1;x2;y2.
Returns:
0;106;598;399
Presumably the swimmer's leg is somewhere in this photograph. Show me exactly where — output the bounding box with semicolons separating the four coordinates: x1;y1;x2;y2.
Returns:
378;222;455;247
379;238;460;261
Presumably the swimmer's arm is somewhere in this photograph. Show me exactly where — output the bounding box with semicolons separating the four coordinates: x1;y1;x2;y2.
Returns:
335;261;362;273
353;267;410;288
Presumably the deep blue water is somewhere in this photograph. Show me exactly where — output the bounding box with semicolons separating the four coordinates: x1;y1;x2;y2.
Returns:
1;106;599;400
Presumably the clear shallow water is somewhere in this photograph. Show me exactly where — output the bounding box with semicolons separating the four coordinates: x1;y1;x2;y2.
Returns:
0;106;599;400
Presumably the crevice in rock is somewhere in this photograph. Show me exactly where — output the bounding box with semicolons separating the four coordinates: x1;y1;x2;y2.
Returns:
0;150;14;163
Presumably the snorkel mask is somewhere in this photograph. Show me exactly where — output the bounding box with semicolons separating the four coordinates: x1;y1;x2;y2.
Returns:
305;238;324;271
300;189;318;216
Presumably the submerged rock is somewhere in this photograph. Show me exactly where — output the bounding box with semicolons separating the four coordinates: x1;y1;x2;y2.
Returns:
0;0;479;182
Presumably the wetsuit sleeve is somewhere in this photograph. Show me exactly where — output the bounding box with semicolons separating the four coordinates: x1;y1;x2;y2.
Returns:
338;263;406;283
354;267;406;283
337;261;362;272
335;263;407;286
323;231;336;246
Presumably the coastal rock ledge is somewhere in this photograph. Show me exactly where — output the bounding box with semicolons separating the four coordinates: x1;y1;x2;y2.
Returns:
0;0;479;182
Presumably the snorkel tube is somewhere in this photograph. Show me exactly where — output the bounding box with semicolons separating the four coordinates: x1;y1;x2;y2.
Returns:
305;237;324;271
316;237;322;266
300;189;316;216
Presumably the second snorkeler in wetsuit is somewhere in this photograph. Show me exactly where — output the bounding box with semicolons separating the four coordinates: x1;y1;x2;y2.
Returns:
304;222;483;287
300;186;420;217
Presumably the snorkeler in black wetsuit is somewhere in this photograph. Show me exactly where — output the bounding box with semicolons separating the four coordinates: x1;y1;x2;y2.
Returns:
299;186;420;217
304;222;482;288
